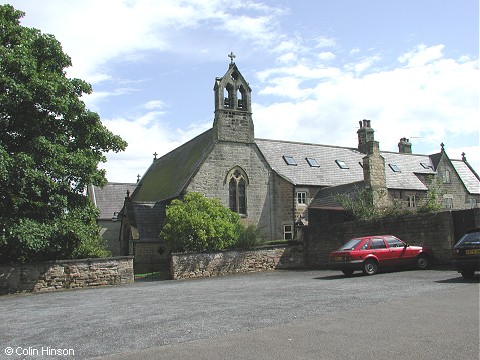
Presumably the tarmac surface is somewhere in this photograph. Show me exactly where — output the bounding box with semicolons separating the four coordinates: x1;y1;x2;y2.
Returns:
0;268;479;359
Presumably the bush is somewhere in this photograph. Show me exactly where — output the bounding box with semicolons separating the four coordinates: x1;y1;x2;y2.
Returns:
161;192;243;253
0;203;109;263
236;224;266;249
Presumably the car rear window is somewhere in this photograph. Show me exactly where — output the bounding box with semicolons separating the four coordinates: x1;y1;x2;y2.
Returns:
371;238;387;249
455;231;480;247
385;236;404;248
339;239;363;250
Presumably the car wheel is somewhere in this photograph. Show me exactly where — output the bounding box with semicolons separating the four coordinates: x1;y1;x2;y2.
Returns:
341;269;354;276
461;270;475;279
363;259;377;275
416;254;429;270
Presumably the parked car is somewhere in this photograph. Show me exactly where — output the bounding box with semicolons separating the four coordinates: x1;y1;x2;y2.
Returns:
329;235;432;276
452;228;480;279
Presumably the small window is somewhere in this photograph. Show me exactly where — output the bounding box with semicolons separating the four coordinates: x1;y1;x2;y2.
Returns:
385;236;404;248
306;157;320;167
283;155;297;166
297;191;307;204
443;196;453;209
335;160;349;169
389;164;401;172
442;170;451;184
407;195;416;208
420;162;432;169
469;199;477;209
283;225;293;240
359;162;364;168
371;238;387;249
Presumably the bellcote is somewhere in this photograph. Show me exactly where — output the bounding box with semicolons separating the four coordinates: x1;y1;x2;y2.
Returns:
213;53;254;143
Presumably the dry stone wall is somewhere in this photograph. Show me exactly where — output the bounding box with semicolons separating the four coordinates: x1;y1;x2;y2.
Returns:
171;245;303;280
0;256;134;295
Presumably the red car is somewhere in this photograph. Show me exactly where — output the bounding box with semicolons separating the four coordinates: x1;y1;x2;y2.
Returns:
329;235;433;276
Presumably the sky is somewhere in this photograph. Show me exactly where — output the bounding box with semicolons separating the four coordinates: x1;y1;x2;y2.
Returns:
2;0;479;183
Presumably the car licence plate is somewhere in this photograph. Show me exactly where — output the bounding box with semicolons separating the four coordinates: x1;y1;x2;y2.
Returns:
334;257;343;261
466;249;480;255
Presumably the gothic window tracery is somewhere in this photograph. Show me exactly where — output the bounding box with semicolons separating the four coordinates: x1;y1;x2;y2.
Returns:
226;167;248;215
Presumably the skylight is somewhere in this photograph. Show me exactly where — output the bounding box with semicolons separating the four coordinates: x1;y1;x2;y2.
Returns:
306;157;320;167
283;155;297;166
389;164;401;172
335;160;349;169
420;162;432;169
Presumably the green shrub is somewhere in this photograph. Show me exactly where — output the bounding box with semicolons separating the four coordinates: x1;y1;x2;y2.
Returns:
161;192;243;253
236;224;266;249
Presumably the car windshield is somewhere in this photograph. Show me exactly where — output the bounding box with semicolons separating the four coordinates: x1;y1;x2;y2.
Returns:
339;239;362;251
455;231;480;247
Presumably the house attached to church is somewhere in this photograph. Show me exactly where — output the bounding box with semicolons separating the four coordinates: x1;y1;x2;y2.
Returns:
118;57;480;273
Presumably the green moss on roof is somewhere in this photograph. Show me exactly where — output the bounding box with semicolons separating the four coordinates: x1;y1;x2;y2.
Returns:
132;129;215;202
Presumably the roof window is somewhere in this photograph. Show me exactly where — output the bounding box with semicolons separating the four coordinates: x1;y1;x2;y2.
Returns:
389;164;401;172
283;155;297;166
420;162;432;169
306;157;320;167
335;160;349;169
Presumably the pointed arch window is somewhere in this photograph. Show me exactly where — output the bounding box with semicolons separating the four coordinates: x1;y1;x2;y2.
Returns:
227;167;248;215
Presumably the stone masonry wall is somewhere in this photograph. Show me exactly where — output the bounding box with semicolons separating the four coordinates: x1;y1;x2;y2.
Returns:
170;245;303;280
304;209;480;268
187;141;275;239
0;256;134;295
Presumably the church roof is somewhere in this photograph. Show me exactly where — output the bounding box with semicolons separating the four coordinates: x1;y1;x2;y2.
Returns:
132;129;215;202
88;182;137;220
124;200;167;241
254;138;436;191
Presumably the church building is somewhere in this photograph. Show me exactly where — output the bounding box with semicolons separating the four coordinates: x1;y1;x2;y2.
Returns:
118;55;480;273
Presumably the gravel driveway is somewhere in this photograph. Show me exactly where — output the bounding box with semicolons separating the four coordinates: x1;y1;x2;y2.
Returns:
0;269;478;359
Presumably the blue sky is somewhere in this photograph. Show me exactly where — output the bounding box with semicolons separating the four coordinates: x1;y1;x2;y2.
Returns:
3;0;479;182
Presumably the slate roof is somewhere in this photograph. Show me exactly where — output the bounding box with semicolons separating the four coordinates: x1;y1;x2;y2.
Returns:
451;159;480;195
132;129;216;202
309;181;365;210
255;139;436;191
129;133;478;204
125;200;167;241
89;182;137;219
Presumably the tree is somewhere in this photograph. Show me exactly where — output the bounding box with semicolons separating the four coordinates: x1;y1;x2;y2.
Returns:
161;192;243;253
0;5;127;263
336;188;381;221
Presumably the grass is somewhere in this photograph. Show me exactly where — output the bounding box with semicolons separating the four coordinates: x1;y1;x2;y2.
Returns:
134;271;170;281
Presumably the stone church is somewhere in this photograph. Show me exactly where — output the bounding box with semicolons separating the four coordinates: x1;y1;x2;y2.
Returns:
117;56;480;273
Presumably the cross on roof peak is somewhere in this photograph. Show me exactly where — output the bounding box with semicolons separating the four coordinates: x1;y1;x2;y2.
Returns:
228;51;236;64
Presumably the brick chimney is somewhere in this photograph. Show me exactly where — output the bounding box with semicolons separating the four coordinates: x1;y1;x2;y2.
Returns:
357;119;374;154
398;137;412;154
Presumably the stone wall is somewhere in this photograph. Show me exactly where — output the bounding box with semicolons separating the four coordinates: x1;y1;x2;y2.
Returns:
0;256;134;295
170;244;303;280
304;209;480;268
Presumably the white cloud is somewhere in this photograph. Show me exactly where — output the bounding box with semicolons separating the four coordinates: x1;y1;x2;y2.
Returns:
398;44;445;68
10;0;282;83
253;45;479;164
100;112;210;182
318;52;336;61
